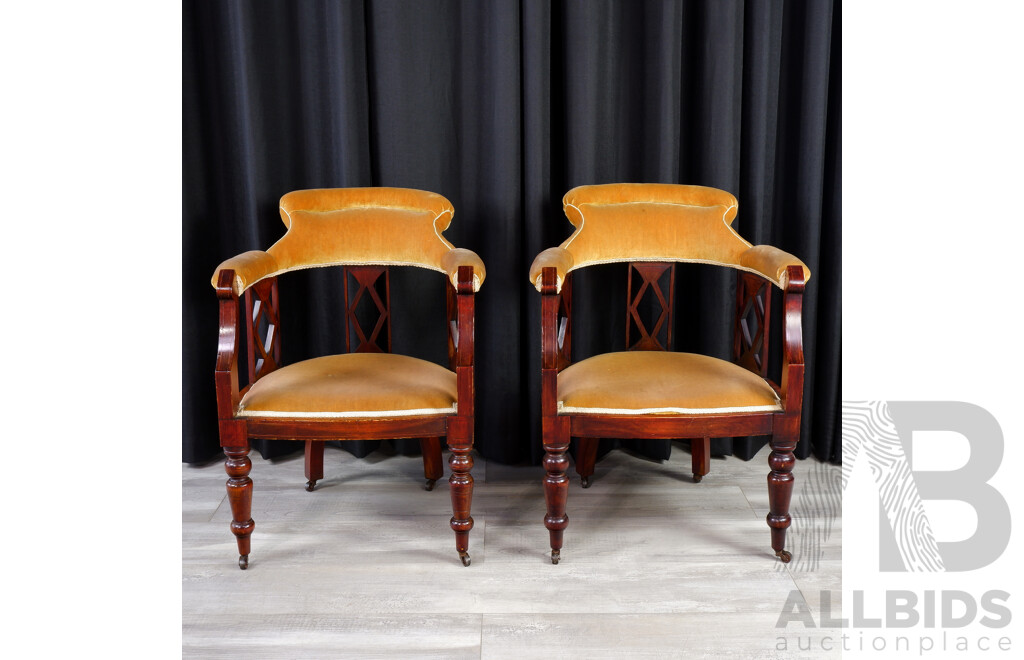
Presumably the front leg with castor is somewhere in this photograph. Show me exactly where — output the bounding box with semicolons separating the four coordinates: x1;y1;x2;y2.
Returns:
767;435;796;563
225;444;254;570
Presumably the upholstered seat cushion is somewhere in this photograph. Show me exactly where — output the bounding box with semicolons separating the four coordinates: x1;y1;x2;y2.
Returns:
557;352;781;415
237;353;457;418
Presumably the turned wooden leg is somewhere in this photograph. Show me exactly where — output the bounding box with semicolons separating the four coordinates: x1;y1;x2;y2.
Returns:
304;440;324;491
543;418;570;564
448;447;474;566
420;436;443;491
767;435;797;563
224;445;254;570
691;437;710;483
574;437;597;488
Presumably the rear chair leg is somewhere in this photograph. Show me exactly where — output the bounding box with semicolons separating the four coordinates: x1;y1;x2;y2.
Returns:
691;437;710;483
305;440;324;491
420;436;443;491
575;437;598;488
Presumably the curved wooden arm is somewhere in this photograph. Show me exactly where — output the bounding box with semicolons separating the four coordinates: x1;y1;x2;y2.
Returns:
454;265;476;418
215;269;241;420
780;264;806;413
540;266;574;417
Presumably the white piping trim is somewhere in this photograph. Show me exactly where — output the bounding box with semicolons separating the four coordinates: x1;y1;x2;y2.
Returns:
720;203;753;248
279;206;293;228
238;404;457;419
433;209;455;250
561;203;585;249
557;402;782;415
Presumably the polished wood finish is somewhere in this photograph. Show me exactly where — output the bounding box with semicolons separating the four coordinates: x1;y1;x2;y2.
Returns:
447;265;477;566
420;437;443;491
244;277;282;383
570;412;774;439
574;437;597;488
343;266;391;353
214;265;477;568
691;437;710;483
626;262;675;351
248;415;449;441
734;272;771;377
304;440;324;492
537;260;806;563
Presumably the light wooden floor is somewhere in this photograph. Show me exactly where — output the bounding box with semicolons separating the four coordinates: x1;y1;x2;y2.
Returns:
183;442;842;659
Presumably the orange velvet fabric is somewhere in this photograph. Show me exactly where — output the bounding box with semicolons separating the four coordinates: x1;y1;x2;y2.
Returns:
557;351;781;415
211;187;485;295
527;183;809;290
237;353;458;418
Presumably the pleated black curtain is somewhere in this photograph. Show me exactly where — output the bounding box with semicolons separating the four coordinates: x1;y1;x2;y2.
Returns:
183;0;841;466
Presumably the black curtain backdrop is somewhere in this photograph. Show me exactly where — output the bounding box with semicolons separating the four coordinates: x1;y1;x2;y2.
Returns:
183;0;841;466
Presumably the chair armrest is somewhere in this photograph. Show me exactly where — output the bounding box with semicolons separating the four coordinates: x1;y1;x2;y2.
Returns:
529;247;574;293
781;265;806;413
214;270;242;419
210;250;280;296
442;248;486;292
739;245;810;289
448;265;477;421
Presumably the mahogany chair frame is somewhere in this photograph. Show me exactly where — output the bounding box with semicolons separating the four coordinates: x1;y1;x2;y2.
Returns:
215;264;477;569
539;262;805;564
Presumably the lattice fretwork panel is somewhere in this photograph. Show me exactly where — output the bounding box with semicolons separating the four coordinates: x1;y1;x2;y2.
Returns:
626;262;675;351
734;272;772;376
446;277;458;369
344;266;391;353
556;274;573;369
244;277;281;384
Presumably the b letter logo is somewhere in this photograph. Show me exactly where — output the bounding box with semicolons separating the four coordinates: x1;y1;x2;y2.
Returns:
842;401;1011;572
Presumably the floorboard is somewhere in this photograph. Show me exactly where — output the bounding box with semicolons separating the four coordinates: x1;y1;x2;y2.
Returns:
183;442;841;658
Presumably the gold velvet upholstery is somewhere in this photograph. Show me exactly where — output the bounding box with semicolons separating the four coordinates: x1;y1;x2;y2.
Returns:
237;353;457;418
211;187;486;295
529;183;809;291
557;352;782;415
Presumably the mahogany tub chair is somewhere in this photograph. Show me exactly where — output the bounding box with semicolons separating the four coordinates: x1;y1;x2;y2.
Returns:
211;187;484;568
528;183;810;564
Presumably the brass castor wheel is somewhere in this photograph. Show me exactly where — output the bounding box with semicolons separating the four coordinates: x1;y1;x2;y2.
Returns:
581;476;591;489
776;550;792;563
551;549;560;565
693;474;703;483
459;551;471;567
238;554;249;570
305;479;317;492
424;479;437;491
